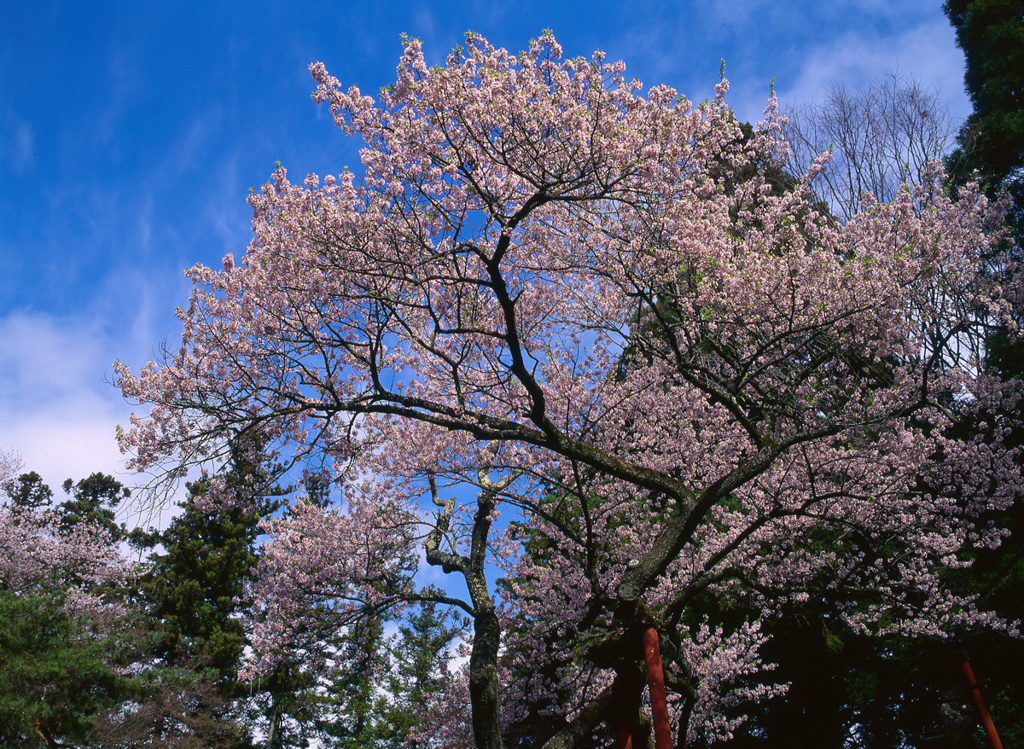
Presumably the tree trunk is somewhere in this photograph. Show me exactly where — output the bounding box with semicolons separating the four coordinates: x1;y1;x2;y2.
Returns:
266;691;281;749
469;601;505;749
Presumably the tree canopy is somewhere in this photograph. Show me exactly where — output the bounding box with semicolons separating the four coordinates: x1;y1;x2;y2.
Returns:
945;0;1024;236
115;33;1023;749
0;475;128;747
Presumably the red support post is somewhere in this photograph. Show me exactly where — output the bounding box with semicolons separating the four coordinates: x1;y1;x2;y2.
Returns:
962;660;1003;749
617;723;633;749
643;627;672;749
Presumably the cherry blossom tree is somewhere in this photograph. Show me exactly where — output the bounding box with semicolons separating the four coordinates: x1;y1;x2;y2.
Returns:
0;502;123;606
0;471;128;746
0;446;20;486
116;33;1023;749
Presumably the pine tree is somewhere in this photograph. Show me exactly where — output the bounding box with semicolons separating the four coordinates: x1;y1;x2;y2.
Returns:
0;589;130;748
2;470;54;509
942;4;1024;745
382;598;462;749
132;443;287;680
945;0;1024;234
128;440;290;746
319;616;388;749
0;474;130;748
59;472;129;541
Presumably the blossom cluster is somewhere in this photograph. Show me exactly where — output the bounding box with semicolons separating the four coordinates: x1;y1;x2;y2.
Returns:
115;32;1022;748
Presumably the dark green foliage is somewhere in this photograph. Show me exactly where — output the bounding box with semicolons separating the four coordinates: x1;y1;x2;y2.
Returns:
944;0;1024;175
247;660;319;749
132;493;260;681
944;0;1024;403
945;0;1024;235
2;471;54;509
59;472;129;541
0;471;136;747
941;8;1024;742
124;442;291;747
0;589;128;748
381;598;462;748
88;668;254;749
318;616;388;749
723;619;998;749
293;598;461;749
130;443;288;685
0;452;466;746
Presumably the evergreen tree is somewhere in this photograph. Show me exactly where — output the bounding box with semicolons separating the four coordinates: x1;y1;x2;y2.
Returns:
382;598;462;749
131;443;287;683
317;616;388;749
941;4;1024;745
298;598;461;749
945;0;1024;235
59;472;129;541
0;589;130;748
2;470;54;509
133;492;258;682
0;476;131;748
127;440;290;746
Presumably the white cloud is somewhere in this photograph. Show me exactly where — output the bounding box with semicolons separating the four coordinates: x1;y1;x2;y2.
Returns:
0;313;114;404
0;309;185;530
778;16;969;122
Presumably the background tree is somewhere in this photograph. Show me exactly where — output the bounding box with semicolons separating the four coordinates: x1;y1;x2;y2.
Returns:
236;486;462;748
314;616;388;749
88;671;253;749
0;589;131;749
3;470;54;509
128;439;292;746
944;0;1024;388
378;597;463;749
740;18;1024;740
943;4;1024;745
945;0;1024;237
0;447;19;485
116;33;1024;749
0;476;129;748
133;485;269;684
60;472;130;541
783;70;957;223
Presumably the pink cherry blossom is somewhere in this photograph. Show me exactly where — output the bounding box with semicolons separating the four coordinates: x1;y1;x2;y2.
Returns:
0;447;20;485
0;504;124;613
116;33;1023;749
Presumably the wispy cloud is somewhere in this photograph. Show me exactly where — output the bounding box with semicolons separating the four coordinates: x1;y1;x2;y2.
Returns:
10;118;35;173
777;15;968;121
0;311;131;493
0;297;189;529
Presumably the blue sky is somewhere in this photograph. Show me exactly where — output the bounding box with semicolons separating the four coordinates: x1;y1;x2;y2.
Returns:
1;0;969;519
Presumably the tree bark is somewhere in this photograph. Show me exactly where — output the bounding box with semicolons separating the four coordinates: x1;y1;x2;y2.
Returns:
266;691;281;749
465;472;511;749
540;685;614;749
469;605;505;749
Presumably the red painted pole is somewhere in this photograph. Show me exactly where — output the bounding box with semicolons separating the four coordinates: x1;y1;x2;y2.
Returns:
962;660;1003;749
617;723;633;749
643;627;672;749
